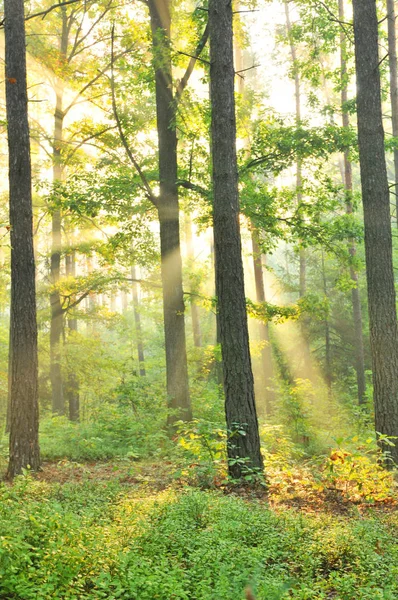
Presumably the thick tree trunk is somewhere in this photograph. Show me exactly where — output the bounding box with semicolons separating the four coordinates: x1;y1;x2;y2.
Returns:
387;0;398;225
5;0;40;478
131;265;146;376
251;234;276;415
209;0;263;479
65;251;80;421
148;0;191;426
353;0;398;464
339;0;366;405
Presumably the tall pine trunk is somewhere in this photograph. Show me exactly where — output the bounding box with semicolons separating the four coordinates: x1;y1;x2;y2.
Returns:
209;0;263;479
148;0;191;426
353;0;398;464
339;0;366;404
387;0;398;225
5;0;40;478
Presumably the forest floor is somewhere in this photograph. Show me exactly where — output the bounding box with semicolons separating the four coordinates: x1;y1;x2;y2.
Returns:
32;457;398;516
1;457;397;599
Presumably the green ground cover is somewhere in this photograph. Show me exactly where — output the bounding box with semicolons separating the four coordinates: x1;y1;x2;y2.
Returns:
0;467;397;600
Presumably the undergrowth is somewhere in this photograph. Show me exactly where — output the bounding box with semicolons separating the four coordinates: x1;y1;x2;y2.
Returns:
0;480;397;599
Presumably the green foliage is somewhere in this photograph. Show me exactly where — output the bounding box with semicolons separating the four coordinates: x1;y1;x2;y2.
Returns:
40;403;168;461
0;482;397;600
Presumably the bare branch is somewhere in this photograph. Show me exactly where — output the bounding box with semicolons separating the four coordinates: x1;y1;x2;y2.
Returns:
175;23;209;104
24;0;82;23
176;179;210;198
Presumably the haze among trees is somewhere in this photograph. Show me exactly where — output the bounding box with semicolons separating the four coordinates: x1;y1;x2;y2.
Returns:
1;0;398;598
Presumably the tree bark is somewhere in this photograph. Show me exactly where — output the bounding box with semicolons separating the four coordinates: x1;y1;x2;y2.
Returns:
251;234;276;416
387;0;398;226
353;0;398;464
65;250;80;421
5;0;40;478
209;0;263;479
131;265;146;376
148;0;191;426
339;0;366;405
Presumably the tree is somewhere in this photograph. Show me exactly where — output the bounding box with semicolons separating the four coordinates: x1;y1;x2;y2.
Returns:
5;0;40;478
338;0;366;404
147;0;192;426
387;0;398;226
209;0;263;479
352;0;398;463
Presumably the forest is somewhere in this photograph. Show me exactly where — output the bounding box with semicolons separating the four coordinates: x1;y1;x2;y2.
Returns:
0;0;398;598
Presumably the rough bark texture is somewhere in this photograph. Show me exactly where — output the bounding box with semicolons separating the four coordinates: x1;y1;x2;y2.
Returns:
148;0;191;426
339;0;366;405
131;265;146;376
209;0;263;479
5;0;40;478
353;0;398;464
387;0;398;225
251;235;276;415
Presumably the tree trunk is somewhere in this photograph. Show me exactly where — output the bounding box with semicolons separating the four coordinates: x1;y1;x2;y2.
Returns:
65;251;80;421
148;0;191;426
284;0;310;370
209;0;263;479
321;252;332;397
251;234;276;416
185;216;202;347
353;0;398;464
131;265;146;376
5;0;40;478
387;0;398;226
339;0;366;405
50;9;68;415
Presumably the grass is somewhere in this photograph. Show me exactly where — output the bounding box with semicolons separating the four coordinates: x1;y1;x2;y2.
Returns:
0;459;397;600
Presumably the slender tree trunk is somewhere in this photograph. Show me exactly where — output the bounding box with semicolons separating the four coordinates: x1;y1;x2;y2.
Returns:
5;0;40;478
131;265;146;376
387;0;398;225
284;0;310;371
50;9;68;415
353;0;398;464
339;0;366;405
209;0;263;479
65;251;80;421
321;252;332;397
148;0;191;426
185;216;202;347
251;234;276;415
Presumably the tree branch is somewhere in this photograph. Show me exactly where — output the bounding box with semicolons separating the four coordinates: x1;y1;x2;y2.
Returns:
110;25;157;206
175;23;209;104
